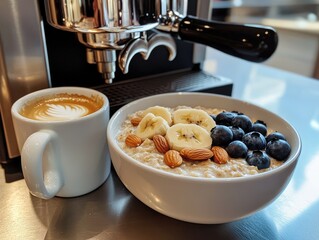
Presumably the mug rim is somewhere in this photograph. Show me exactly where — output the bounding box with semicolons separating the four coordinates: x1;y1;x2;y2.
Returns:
11;86;109;124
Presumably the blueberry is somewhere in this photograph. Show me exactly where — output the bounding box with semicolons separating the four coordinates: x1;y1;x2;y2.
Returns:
211;125;233;146
215;111;237;126
228;126;245;140
246;151;271;170
252;120;267;136
242;131;266;150
231;114;252;133
226;140;248;158
266;139;291;161
266;131;287;143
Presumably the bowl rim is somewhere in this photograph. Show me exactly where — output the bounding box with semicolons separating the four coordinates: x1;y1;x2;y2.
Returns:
107;92;302;183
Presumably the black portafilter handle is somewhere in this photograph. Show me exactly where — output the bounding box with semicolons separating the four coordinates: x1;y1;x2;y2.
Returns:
178;16;278;63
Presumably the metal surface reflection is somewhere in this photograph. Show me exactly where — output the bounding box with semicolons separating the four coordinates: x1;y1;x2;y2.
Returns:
34;171;280;239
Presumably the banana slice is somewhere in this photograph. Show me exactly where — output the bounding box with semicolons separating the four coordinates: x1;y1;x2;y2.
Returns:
165;123;212;151
135;113;169;140
173;108;216;132
143;106;172;126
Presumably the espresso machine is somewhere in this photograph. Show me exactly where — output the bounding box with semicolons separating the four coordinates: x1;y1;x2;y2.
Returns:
0;0;278;164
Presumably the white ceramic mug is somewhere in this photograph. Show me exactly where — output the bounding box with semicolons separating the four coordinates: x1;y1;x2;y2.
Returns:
11;87;110;199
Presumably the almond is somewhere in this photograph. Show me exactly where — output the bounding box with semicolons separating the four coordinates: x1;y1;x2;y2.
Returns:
130;117;142;126
164;150;183;168
153;135;170;154
125;134;142;147
211;146;229;164
180;148;213;161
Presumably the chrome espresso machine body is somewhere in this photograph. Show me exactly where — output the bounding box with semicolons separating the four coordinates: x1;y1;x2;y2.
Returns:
0;0;278;163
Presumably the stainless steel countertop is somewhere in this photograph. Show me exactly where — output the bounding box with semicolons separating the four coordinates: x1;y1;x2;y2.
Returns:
2;49;319;239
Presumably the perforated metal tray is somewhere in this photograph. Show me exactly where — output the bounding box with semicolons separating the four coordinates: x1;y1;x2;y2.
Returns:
94;70;233;114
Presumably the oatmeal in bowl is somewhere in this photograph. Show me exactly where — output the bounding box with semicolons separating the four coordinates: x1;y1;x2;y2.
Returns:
107;92;301;224
117;105;291;178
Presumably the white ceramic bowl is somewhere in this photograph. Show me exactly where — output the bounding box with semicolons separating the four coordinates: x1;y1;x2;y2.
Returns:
107;92;301;224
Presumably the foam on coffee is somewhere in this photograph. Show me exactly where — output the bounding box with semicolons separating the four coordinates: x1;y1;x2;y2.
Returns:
20;93;103;121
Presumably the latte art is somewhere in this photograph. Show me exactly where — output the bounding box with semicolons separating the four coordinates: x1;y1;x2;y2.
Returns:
34;103;90;121
20;93;103;121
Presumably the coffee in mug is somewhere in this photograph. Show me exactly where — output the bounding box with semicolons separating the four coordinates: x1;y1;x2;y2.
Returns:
11;87;110;199
19;93;104;121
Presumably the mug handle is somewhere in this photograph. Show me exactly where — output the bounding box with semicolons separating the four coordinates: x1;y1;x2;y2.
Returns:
21;130;63;199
